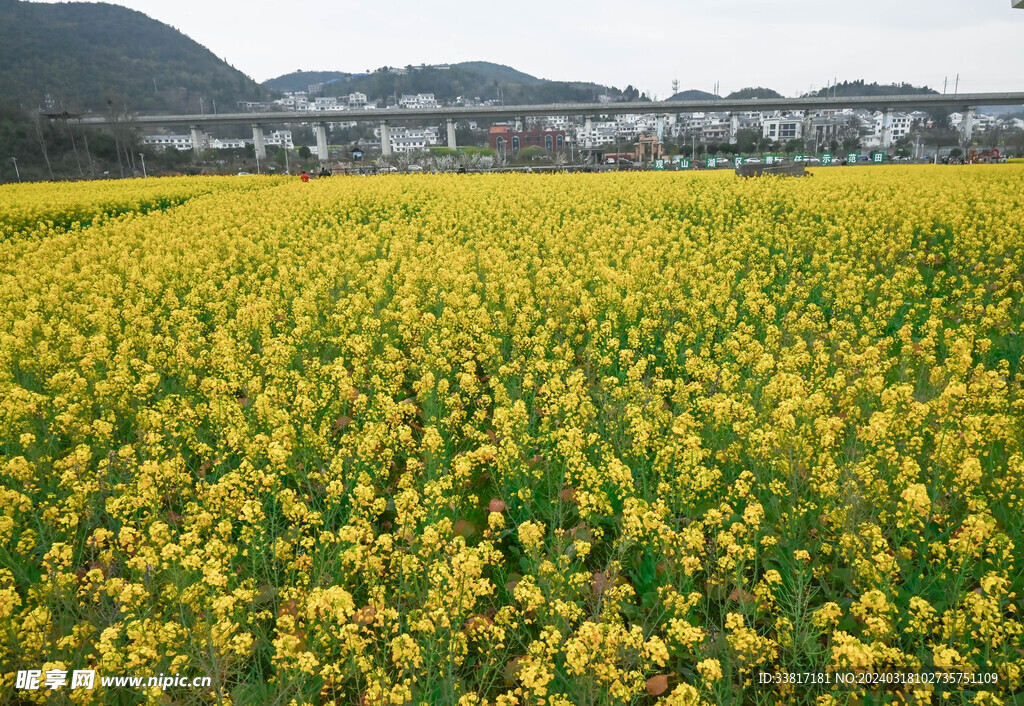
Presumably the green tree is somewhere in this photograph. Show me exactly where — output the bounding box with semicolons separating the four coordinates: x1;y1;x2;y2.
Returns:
298;145;311;159
513;146;547;163
734;129;759;154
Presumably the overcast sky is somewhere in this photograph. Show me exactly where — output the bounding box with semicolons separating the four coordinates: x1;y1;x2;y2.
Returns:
36;0;1024;96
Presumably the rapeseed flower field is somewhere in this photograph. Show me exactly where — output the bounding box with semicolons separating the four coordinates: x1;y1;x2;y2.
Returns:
1;166;1022;704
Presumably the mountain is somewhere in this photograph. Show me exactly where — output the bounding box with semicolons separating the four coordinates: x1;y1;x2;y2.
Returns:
726;87;783;100
0;0;266;114
263;71;352;94
262;62;646;106
456;62;543;85
803;80;938;98
667;89;720;101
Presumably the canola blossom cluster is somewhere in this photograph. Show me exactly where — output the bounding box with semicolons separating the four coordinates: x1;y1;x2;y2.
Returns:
1;167;1022;705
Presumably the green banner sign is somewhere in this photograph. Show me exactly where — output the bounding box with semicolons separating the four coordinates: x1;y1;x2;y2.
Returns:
677;157;691;169
871;151;885;163
765;155;776;165
821;153;833;165
734;156;743;167
706;157;716;168
654;159;665;170
847;152;859;164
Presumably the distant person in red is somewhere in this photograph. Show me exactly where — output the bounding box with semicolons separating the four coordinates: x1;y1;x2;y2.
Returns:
300;171;309;183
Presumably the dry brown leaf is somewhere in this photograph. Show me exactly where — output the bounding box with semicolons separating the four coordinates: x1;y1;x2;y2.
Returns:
728;587;757;603
646;674;669;696
352;605;376;625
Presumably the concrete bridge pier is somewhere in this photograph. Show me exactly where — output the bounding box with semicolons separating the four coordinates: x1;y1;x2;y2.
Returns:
251;124;266;161
729;112;739;144
881;108;893;149
962;106;975;144
447;118;457;149
314;123;329;162
190;125;205;156
380;122;392;157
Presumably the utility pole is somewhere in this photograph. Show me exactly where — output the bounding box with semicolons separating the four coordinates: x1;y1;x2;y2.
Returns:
81;124;96;178
10;157;19;182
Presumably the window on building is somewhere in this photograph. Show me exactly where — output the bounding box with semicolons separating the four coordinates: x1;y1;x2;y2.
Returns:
557;135;564;149
512;136;520;151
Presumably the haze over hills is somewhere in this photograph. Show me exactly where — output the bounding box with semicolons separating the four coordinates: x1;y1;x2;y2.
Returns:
0;0;266;113
262;62;646;106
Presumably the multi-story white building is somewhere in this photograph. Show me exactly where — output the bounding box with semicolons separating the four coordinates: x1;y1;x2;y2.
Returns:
762;116;803;142
145;130;292;152
264;130;294;149
306;97;343;112
949;112;998;132
398;93;438;109
681;112;708;133
373;126;440;153
274;93;310;111
347;92;368;108
390;136;430;153
543;115;572;130
143;134;195;151
701;121;729;141
208;137;246;149
576;124;619;148
872;111;913;142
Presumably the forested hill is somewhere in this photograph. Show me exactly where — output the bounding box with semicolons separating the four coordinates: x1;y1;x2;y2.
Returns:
0;0;266;113
804;80;938;98
263;62;649;105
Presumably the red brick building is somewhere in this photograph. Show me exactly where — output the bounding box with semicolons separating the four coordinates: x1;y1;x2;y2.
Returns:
488;125;566;153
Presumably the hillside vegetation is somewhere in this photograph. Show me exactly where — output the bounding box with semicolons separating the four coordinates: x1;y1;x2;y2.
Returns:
264;62;648;106
0;0;266;113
